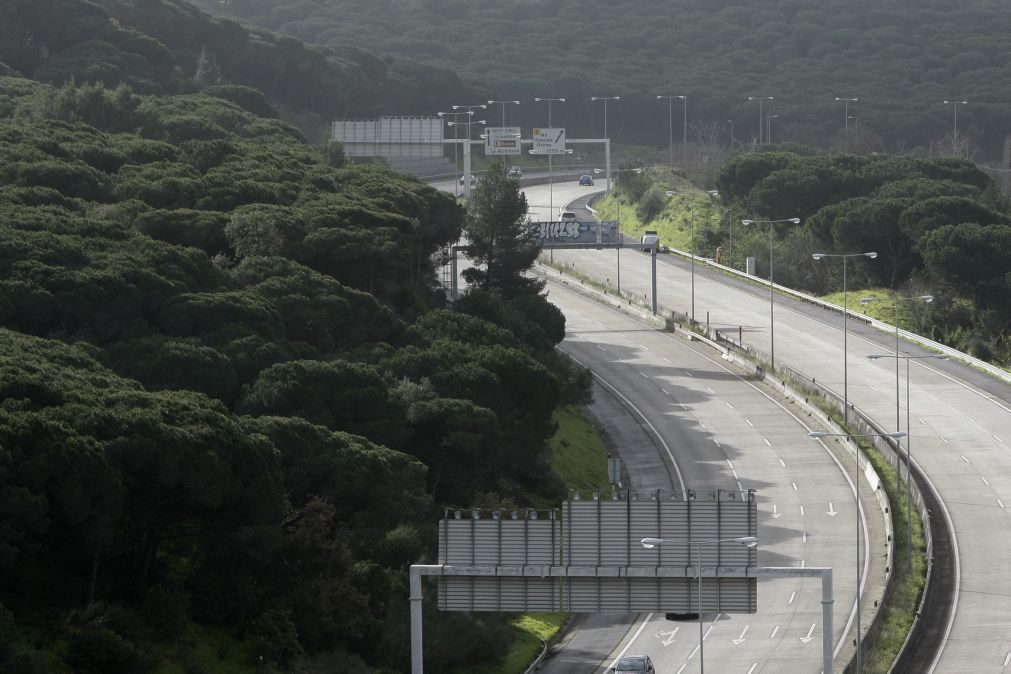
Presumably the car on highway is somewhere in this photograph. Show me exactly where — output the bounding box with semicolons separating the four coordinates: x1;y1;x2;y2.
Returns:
578;174;594;186
507;165;523;178
610;655;655;673
558;210;578;221
640;230;659;251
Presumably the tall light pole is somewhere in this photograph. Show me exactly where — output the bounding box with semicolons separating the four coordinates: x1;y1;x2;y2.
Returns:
487;99;520;126
848;115;859;149
657;95;685;164
943;100;968;157
812;251;878;426
741;217;802;372
861;293;941;572
447;118;486;199
591;96;620;191
534;97;566;220
748;96;773;144
767;114;779;144
808;431;905;674
438;110;473;196
706;189;728;268
727;119;734;147
835;97;858;152
640;536;758;674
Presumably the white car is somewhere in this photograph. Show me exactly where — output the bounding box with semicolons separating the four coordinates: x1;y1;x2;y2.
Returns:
559;210;577;221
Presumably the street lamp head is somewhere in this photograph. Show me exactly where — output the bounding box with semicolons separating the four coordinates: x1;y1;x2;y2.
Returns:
676;95;686;100
665;191;675;197
919;295;934;303
812;253;825;260
741;219;754;225
788;218;801;224
737;536;759;548
640;537;663;549
865;252;878;259
707;189;719;197
866;354;888;360
835;97;859;102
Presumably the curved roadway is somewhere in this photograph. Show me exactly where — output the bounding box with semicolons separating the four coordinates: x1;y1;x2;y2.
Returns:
528;182;1011;673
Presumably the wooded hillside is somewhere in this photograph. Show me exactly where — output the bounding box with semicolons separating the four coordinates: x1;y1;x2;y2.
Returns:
191;0;1011;159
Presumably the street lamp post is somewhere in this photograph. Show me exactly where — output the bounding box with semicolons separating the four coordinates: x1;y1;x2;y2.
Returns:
835;97;858;152
809;431;905;674
848;116;859;149
640;536;758;674
438;110;474;196
447;118;486;199
591;96;620;191
487;99;520;126
811;251;879;426
748;96;773;144
596;166;642;294
741;217;802;372
534;97;565;221
767;114;779;144
657;95;685;164
943;100;968;157
727;119;734;147
860;293;943;572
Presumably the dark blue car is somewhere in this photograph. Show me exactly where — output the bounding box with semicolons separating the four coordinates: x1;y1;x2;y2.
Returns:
578;174;594;186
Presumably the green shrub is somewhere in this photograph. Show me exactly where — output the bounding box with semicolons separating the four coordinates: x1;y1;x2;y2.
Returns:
65;627;147;674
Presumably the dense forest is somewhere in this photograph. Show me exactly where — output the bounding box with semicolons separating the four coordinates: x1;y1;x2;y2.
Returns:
0;1;584;672
192;0;1011;160
2;0;487;140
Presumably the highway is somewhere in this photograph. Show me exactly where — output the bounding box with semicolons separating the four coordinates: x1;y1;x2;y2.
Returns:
523;181;867;673
523;181;1011;673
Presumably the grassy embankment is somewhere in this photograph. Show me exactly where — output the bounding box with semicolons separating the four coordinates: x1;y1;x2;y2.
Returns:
470;405;611;674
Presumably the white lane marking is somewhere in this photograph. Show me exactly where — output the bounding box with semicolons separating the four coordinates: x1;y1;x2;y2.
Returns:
870;385;880;392
726;401;735;409
792;482;799;491
703;620;718;641
800;505;805;516
788;591;797;604
800;624;816;643
655;626;679;646
981;476;991;486
706;386;715;394
961;455;971;464
639;344;649;351
999;499;1006;509
680;403;688;410
771;505;781;519
592;320;602;326
764;438;772;447
677;663;688;673
994;434;1004;444
663;357;672;364
714;439;722;448
699;421;707;430
919;418;928;425
779;458;787;467
605;612;655;671
733;625;750;645
801;559;806;567
737;481;744;491
684;370;695;378
964;415;976;423
597;345;607;351
940;436;949;444
639;371;648;378
770;625;780;639
803;531;808;543
1003;651;1011;667
727;459;735;470
747;664;758;674
746;418;754;426
943;401;953;408
662;389;670;396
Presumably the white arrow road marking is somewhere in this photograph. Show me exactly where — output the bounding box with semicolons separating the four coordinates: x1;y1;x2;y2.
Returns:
769;625;780;639
655;626;679;646
826;502;838;516
800;624;816;644
733;625;750;645
771;505;782;519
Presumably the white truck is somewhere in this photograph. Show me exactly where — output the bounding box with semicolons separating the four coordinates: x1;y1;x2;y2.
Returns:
640;230;659;251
